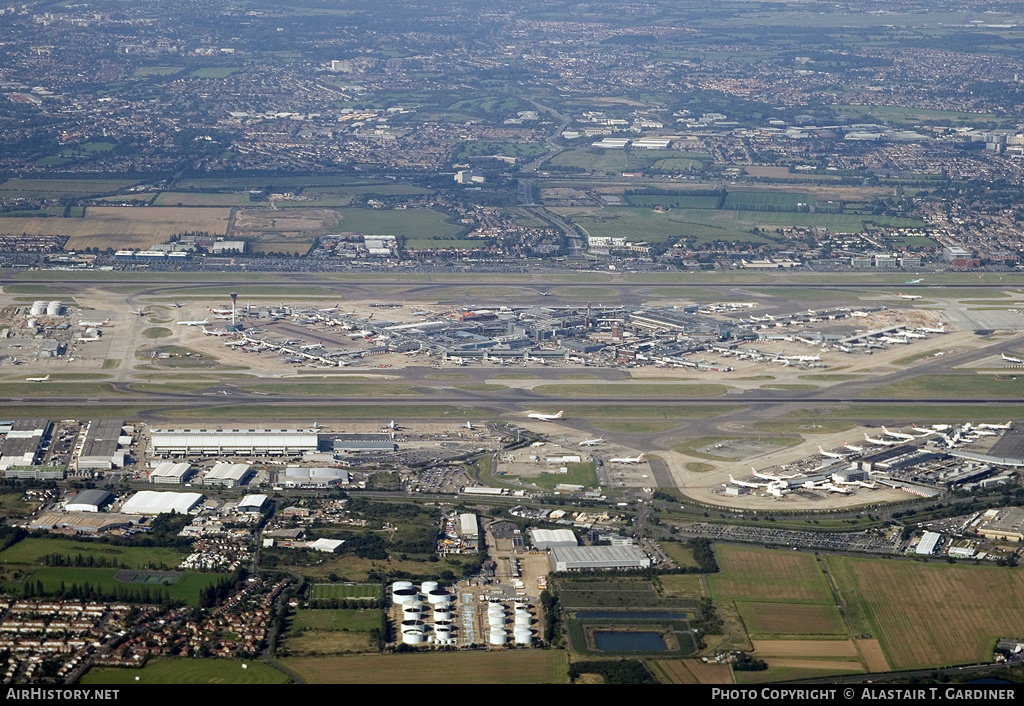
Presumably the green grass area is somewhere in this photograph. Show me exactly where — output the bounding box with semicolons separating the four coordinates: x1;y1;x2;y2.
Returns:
289;608;381;632
707;545;834;605
752;421;855;434
131;66;185;77
0;382;116;397
307;584;380;601
658;542;700;569
163;404;467;421
101;359;120;369
0;178;138;198
861;373;1024;399
760;383;818;390
453;383;509;392
142;327;173;339
282;651;569;684
532;461;598;490
595;421;679;433
2;567;228;606
82;658;289;684
549;148;661;173
188;67;240;78
241;383;422;396
2;285;68;294
330;207;466;240
154;192;253;207
626;194;720;209
532;383;731;398
0;538;184;570
686;462;716;472
723;191;815;211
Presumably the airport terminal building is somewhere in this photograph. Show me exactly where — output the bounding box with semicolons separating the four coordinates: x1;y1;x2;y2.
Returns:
151;428;319;456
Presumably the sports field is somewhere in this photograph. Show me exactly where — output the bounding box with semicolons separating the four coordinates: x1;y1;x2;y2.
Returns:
707;545;834;604
308;583;380;601
826;555;1024;670
81;658;289;684
281;650;569;684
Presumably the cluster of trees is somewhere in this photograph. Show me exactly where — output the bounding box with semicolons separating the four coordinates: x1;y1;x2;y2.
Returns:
42;553;128;569
568;660;656;684
732;652;769;671
540;589;561;645
22;579;174;605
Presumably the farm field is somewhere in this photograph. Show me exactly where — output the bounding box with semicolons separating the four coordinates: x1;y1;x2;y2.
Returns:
706;545;834;604
651;659;732;684
289;608;380;632
81;658;289;684
0;206;230;250
0;178;139;199
154;192;254;207
736;602;846;636
825;555;1024;670
281;650;569;684
329;207;466;240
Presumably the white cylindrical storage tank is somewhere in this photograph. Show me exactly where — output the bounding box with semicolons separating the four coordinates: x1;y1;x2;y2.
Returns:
514;611;532;627
488;612;505;628
420;581;439;594
30;302;45;316
427;589;450;604
433;608;453;622
46;301;61;316
393;581;414;592
402;629;426;645
392;588;420;605
26;319;38;329
514;628;533;645
403;604;423;620
488;602;505;614
488;629;507;645
434;621;452;638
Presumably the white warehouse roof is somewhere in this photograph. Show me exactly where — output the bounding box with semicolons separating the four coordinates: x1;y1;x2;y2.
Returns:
530;528;578;550
121;491;204;515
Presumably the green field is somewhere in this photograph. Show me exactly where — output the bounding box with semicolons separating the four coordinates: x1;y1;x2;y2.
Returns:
707;545;834;605
82;658;289;684
532;383;731;398
329;207;466;240
533;461;599;490
289;608;381;632
862;374;1024;399
0;538;185;569
308;584;380;601
2;567;229;605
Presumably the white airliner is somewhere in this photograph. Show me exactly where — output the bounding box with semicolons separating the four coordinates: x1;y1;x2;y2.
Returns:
208;307;232;315
850;311;869;318
25;374;49;382
911;424;938;436
898;291;922;300
76;336;101;343
1002;353;1023;363
202;327;232;337
527;410;564;421
178;319;209;326
906;278;923;284
609;453;645;464
579;437;605;447
920;326;946;334
783;354;820;363
881;426;916;441
818;446;847;459
979;421;1012;430
299;341;324;351
843;441;864;452
464;421;476;430
728;474;765;489
823;483;852;494
864;433;898;446
80;318;111;327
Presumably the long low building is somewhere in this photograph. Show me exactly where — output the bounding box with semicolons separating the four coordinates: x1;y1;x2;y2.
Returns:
77;419;125;471
120;491;204;515
203;462;254;487
151;428;319;456
549;544;651;572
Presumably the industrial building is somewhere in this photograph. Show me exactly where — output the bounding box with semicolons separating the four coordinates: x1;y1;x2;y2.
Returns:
65;489;114;513
976;507;1024;542
29;512;138;535
0;420;52;471
203;462;254;487
76;419;126;471
149;462;195;485
529;528;578;550
237;494;268;513
120;491;204;515
280;466;351;487
549;544;652;572
150;428;319;456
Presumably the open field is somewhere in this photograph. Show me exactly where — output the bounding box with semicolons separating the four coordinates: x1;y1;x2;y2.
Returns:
651;659;732;684
329;207;466;240
736;602;846;636
281;651;569;684
0;538;184;570
0;206;230;250
307;584;380;601
81;658;289;684
0;178;139;198
861;373;1024;399
1;567;229;606
289;608;380;632
826;555;1024;670
751;639;860;658
707;545;834;604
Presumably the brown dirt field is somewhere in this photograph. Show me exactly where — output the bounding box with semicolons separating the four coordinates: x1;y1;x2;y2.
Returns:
737;602;846;635
0;206;231;250
281;651;569;684
751;639;859;658
233;207;339;235
856;638;890;673
652;660;699;684
657;573;705;599
681;659;733;684
763;658;864;671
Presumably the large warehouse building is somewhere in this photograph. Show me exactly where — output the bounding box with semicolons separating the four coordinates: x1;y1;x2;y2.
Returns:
0;420;52;471
151;428;319;456
203;462;254;487
549;544;652;572
76;419;126;471
120;491;204;515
